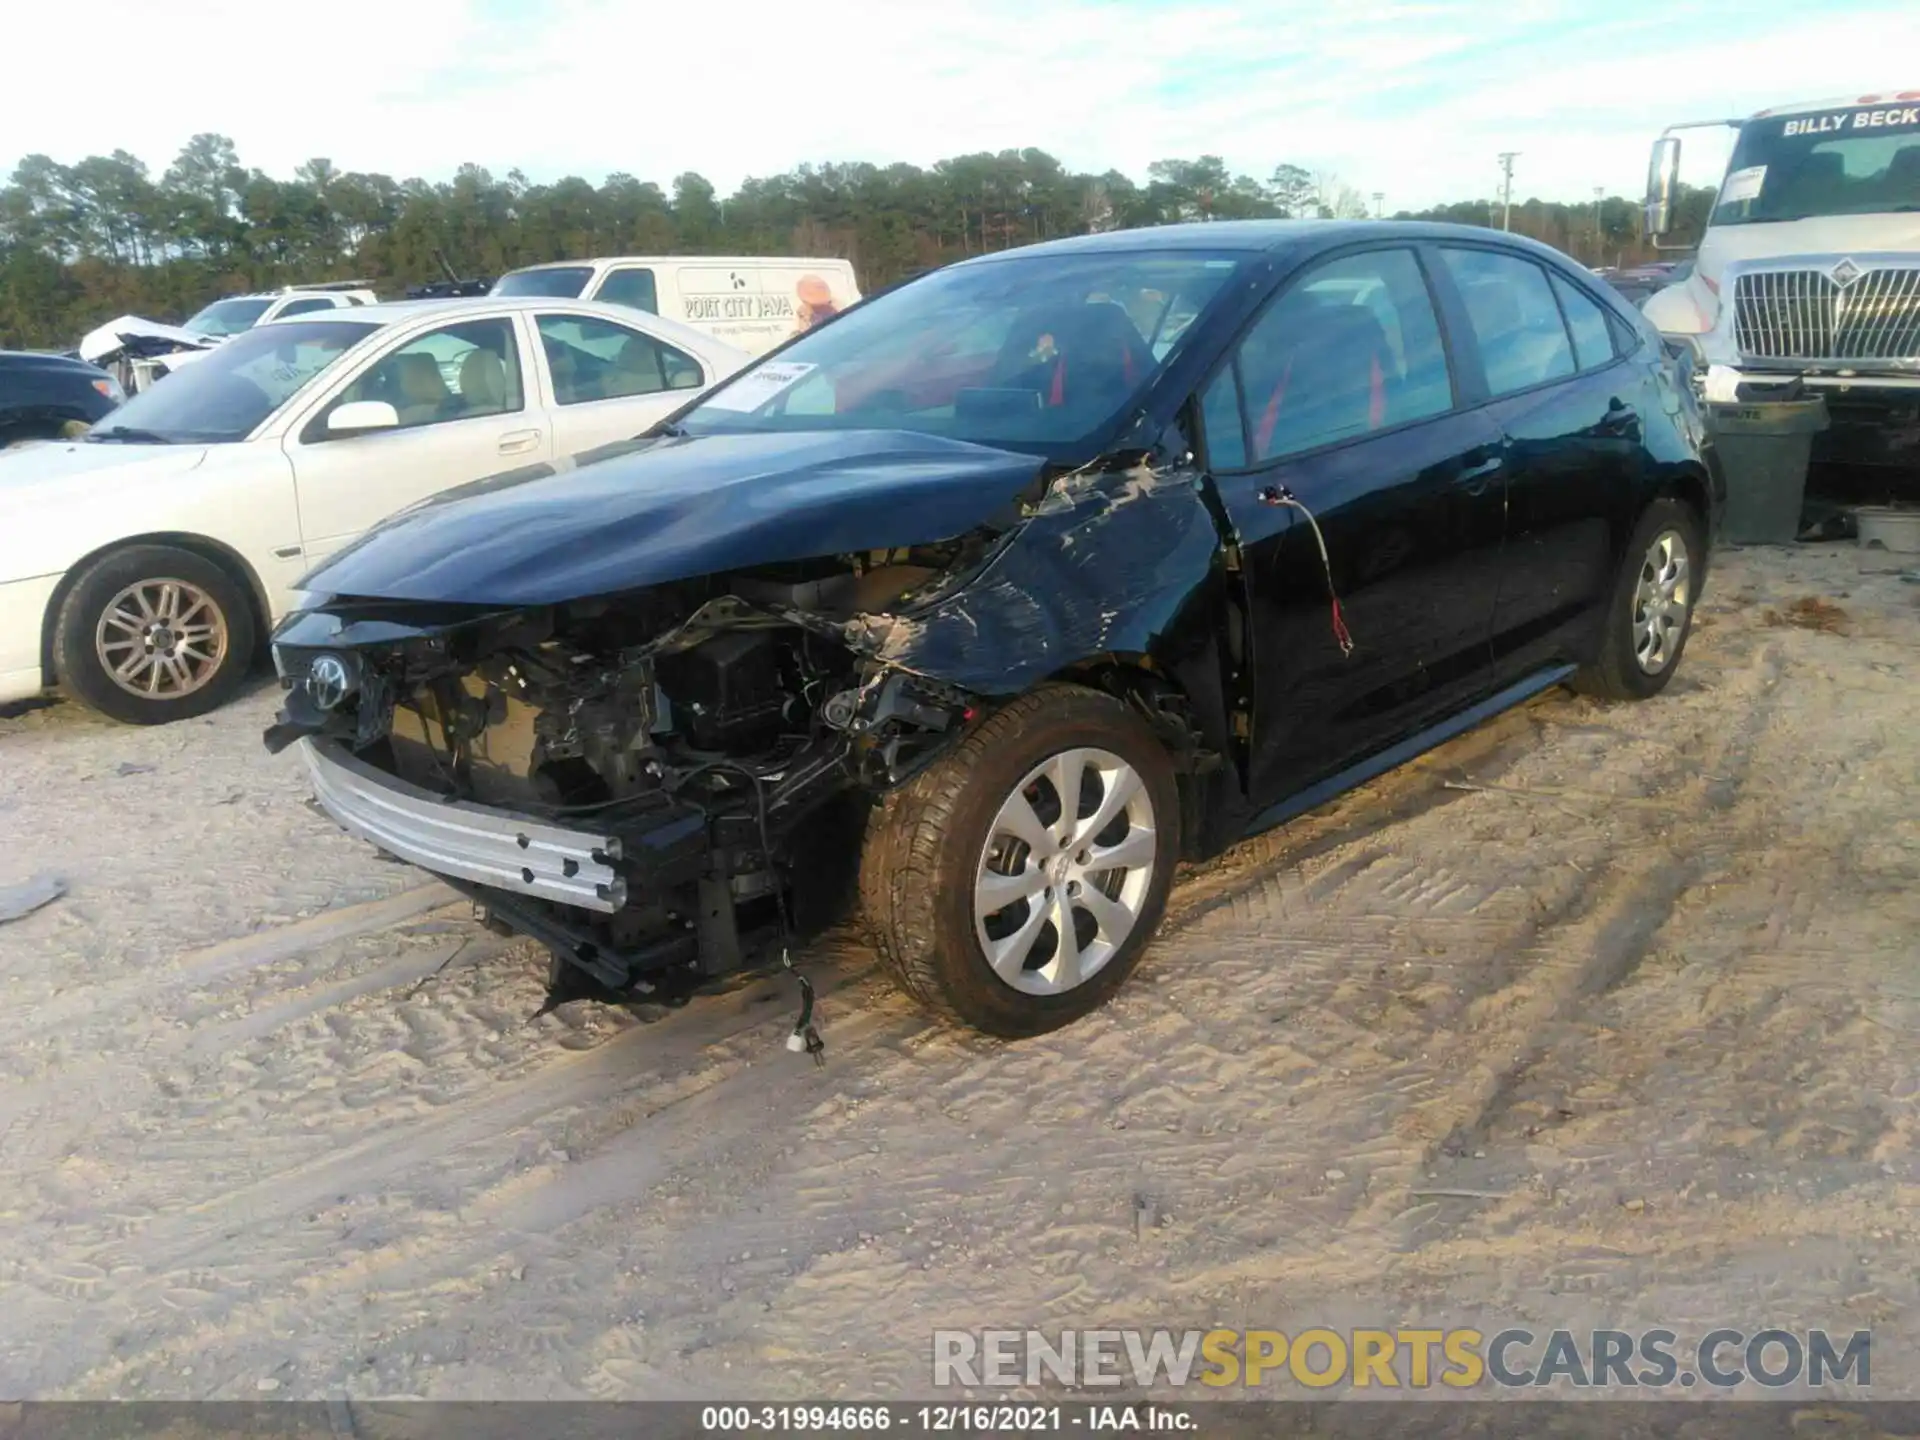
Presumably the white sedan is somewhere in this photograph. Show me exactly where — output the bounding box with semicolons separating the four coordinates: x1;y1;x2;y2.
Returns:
0;297;748;723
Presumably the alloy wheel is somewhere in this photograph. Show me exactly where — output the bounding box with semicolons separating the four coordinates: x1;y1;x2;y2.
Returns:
973;746;1158;996
1630;529;1690;674
94;578;229;699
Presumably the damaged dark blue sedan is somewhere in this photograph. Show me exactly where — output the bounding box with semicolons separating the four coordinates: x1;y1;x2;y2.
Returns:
266;222;1724;1038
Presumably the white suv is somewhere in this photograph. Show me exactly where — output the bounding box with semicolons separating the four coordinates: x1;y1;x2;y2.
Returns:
181;283;381;338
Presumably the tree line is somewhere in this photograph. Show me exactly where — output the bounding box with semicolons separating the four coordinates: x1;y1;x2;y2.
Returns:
0;135;1717;349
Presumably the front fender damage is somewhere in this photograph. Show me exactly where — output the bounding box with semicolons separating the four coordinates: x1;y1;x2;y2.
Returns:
269;451;1240;1018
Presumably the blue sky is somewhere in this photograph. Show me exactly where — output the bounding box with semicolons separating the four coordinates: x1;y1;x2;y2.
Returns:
11;0;1920;209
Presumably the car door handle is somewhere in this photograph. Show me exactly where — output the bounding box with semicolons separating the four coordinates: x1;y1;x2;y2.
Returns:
1456;454;1504;493
497;428;542;456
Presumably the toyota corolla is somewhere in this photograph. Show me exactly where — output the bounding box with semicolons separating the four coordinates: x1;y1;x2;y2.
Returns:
266;222;1723;1038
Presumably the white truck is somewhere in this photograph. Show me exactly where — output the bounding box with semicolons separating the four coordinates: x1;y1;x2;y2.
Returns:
1644;90;1920;474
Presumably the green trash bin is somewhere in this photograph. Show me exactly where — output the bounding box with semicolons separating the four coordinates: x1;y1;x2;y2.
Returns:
1704;396;1829;545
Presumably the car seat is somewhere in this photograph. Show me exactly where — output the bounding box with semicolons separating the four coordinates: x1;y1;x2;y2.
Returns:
1461;277;1572;394
610;336;665;397
393;353;452;425
1246;296;1392;460
458;348;510;415
991;300;1155;411
1773;150;1846;217
1882;144;1920;207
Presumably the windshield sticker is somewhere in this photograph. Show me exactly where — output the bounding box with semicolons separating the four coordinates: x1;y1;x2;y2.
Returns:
1720;166;1766;204
701;361;817;412
1782;105;1920;137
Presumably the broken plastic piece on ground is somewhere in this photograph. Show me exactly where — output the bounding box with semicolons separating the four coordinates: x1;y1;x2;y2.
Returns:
0;873;67;923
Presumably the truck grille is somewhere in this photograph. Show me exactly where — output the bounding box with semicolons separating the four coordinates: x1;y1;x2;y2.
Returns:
1732;267;1920;363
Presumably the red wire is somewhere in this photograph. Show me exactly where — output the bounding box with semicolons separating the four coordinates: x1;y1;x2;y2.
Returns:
1330;596;1353;655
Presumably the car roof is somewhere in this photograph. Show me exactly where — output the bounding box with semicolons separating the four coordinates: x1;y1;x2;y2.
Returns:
947;219;1583;268
502;255;852;273
263;295;655;325
258;294;740;356
0;349;96;369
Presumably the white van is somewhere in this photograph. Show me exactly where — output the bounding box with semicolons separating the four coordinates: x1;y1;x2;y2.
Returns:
491;256;861;355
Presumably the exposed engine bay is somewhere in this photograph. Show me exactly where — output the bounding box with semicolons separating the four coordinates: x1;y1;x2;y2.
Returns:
267;545;988;1008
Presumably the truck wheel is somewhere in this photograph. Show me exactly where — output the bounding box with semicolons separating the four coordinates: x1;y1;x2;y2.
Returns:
53;544;255;724
1574;498;1702;702
861;684;1180;1037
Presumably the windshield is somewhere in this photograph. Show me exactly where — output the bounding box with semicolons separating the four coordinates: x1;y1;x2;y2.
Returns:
90;319;378;443
676;251;1244;458
183;297;274;337
492;266;594;299
1712;103;1920;224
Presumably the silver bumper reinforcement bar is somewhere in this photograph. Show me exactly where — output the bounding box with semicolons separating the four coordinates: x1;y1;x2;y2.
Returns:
301;738;625;913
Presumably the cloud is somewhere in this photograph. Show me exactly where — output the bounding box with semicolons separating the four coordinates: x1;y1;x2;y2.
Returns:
7;0;1919;209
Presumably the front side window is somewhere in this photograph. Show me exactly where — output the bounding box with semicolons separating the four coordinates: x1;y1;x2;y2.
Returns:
492;266;594;299
88;319;376;443
183;297;272;337
1440;248;1576;398
677;251;1246;460
1550;274;1616;372
1218;248;1454;466
595;267;659;313
331;318;523;431
537;314;702;404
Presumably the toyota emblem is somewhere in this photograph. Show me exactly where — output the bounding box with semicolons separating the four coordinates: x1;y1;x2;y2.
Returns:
306;653;351;710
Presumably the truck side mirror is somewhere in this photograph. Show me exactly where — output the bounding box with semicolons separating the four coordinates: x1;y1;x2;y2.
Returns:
1645;136;1681;238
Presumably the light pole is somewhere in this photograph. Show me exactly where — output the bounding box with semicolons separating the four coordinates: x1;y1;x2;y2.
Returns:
1372;191;1384;219
1497;152;1519;231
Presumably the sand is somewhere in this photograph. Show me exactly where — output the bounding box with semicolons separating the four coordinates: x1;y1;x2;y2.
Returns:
0;541;1914;1402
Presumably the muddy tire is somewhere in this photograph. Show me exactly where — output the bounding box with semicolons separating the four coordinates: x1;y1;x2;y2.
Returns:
53;544;255;725
1574;498;1703;702
860;683;1180;1037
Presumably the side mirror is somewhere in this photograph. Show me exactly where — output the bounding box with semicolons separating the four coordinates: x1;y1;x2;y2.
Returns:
1645;136;1681;238
327;400;400;435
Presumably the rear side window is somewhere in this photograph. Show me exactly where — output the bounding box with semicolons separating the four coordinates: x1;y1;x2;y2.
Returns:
1217;248;1454;465
1440;248;1576;397
537;313;703;403
1550;274;1616;372
493;266;593;299
596;267;659;313
275;297;337;318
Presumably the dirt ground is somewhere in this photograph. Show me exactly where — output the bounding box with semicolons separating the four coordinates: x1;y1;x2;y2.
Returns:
0;541;1916;1405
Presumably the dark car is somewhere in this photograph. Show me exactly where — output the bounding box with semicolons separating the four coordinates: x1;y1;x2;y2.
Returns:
0;350;122;448
266;221;1724;1039
1602;259;1691;311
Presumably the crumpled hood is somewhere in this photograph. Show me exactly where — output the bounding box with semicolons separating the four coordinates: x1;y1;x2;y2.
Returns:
77;314;219;365
298;430;1049;606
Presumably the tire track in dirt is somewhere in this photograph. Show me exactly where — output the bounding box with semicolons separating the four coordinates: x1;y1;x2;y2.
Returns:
29;948;894;1397
0;884;454;1046
1259;634;1788;1261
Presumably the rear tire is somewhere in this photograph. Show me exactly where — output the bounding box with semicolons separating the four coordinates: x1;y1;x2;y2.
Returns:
53;544;255;724
861;684;1180;1037
1574;498;1702;701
